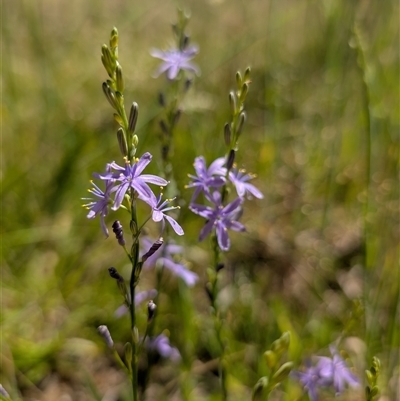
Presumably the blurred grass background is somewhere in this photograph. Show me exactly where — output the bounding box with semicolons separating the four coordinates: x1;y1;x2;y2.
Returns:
1;0;399;400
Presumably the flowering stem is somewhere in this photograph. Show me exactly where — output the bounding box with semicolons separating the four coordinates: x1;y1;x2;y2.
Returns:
210;234;228;400
129;195;140;401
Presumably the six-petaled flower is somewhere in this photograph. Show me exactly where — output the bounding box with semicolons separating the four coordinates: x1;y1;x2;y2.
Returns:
190;191;245;251
186;156;226;202
150;45;200;80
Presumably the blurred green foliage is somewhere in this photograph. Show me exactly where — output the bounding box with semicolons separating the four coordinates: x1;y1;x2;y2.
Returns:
2;0;398;400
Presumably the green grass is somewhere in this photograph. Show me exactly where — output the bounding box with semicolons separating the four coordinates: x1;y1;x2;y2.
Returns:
2;0;399;400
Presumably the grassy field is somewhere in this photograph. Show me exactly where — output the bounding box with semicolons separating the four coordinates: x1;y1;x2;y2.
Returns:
2;0;399;400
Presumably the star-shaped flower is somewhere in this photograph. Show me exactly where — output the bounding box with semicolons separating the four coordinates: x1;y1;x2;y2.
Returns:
186;156;226;202
229;167;263;199
150;45;200;80
190;191;245;251
96;153;168;210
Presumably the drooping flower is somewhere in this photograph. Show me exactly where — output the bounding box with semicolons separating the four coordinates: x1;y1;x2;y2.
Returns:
96;153;168;210
317;346;360;394
82;164;115;237
186;156;226;202
146;334;181;362
141;237;198;287
229;167;263;199
189;191;245;251
141;192;184;236
150;45;200;80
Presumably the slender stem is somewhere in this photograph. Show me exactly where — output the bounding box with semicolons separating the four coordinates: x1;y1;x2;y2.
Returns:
210;235;228;400
129;197;140;401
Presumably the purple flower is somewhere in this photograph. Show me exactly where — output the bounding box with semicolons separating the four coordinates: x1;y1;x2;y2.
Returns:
150;46;200;80
186;156;226;202
141;192;184;236
96;153;168;210
190;191;245;251
229;168;263;199
146;334;181;362
141;237;198;287
317;346;360;394
82;164;115;237
291;364;324;401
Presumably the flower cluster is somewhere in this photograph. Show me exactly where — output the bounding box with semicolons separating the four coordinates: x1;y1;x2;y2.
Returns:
83;152;183;237
292;346;360;401
187;156;263;251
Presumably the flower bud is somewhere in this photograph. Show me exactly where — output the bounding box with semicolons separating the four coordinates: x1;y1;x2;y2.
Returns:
98;325;114;349
236;111;246;138
101;44;115;78
252;377;268;401
116;63;124;92
226;149;235;170
147;300;157;322
112;220;126;246
239;82;249;102
264;350;277;369
102;82;117;109
128;102;139;133
124;342;132;366
272;361;294;383
229;91;237;115
236;71;243;90
142;238;164;262
117;128;128;157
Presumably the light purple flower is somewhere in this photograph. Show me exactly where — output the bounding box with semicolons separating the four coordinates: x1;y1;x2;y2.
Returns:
229;168;263;199
96;153;168;210
146;334;181;362
150;45;200;80
190;191;245;251
186;156;226;202
82;164;115;237
317;346;360;394
141;237;198;287
141;192;184;236
291;364;324;401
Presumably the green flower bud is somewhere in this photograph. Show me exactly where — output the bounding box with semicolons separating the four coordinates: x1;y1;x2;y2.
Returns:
124;342;132;366
117;128;128;156
229;91;237;116
264;350;277;369
102;82;117;109
239;82;249;103
366;370;374;386
128;102;139;133
236;111;246;138
370;386;379;397
116;63;124;92
244;66;251;82
236;71;243;90
252;377;268;401
101;44;115;78
272;361;293;383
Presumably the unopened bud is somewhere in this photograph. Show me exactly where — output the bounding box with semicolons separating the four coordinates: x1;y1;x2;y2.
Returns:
101;44;115;78
239;82;249;102
216;263;224;272
110;27;119;52
236;71;243;90
159;120;169;135
142;238;164;262
226;149;235;170
244;66;251;83
98;325;114;348
128;102;139;133
116;63;124;92
229;91;237;115
124;342;133;365
112;220;126;246
252;377;268;401
182;34;190;49
173;109;182;126
102;82;117;109
147;300;157;321
236;111;246;138
264;350;277;369
184;78;193;92
117;128;128;156
205;282;213;303
272;361;294;383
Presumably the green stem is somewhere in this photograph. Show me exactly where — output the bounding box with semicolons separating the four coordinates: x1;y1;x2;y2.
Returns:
210;235;228;400
129;198;140;401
